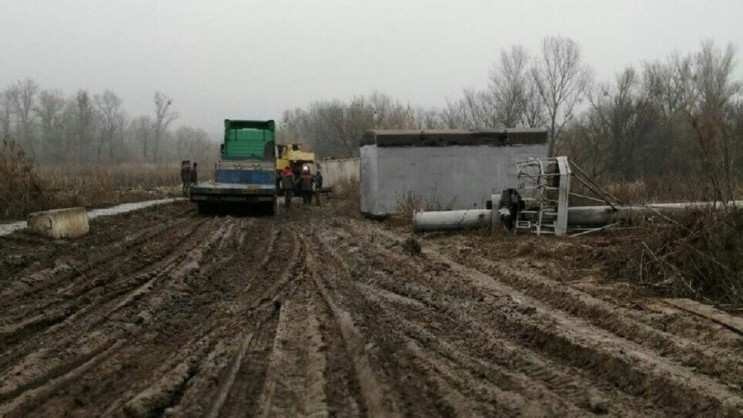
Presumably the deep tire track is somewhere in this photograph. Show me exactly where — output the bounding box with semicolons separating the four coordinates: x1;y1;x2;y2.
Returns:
2;203;743;416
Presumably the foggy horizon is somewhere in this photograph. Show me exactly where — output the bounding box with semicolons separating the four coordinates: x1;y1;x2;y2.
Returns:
1;0;742;134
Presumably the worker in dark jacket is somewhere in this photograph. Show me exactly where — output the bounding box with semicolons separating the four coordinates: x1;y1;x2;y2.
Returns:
280;166;295;208
180;160;191;195
313;167;323;206
299;165;313;205
190;162;198;186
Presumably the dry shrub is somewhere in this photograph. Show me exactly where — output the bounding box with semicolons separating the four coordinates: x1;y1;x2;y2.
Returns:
395;191;426;219
604;181;647;203
393;191;458;227
331;178;360;217
607;208;743;307
0;140;45;219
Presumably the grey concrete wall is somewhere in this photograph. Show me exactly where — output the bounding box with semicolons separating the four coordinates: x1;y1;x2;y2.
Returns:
319;158;360;189
360;144;548;217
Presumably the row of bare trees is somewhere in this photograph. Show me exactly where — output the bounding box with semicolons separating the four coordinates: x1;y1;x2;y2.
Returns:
565;41;743;202
5;35;738;197
0;84;215;164
280;92;430;158
280;36;593;158
280;37;742;200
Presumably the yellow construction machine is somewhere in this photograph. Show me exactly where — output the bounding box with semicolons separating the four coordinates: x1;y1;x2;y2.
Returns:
275;143;315;174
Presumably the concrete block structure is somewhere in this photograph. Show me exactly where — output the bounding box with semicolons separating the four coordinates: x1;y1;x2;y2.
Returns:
360;129;549;217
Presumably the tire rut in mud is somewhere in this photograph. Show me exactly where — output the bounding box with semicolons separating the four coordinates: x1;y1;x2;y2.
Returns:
2;204;743;417
309;216;743;416
0;211;281;416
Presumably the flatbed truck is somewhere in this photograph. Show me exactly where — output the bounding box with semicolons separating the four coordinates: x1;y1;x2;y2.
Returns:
190;119;277;215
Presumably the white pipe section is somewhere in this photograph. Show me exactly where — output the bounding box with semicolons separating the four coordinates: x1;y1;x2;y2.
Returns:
413;209;492;232
569;201;743;227
413;200;743;232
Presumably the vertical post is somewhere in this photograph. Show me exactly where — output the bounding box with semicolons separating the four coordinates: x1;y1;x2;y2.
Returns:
555;156;571;236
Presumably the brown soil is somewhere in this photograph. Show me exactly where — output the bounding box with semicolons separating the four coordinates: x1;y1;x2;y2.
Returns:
1;201;743;417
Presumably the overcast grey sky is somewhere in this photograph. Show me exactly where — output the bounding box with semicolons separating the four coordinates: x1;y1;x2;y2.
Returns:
1;0;741;133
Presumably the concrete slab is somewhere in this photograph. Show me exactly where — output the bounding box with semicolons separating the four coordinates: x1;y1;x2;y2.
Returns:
27;207;89;239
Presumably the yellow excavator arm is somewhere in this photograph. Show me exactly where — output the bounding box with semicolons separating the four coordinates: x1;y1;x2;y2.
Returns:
276;143;315;171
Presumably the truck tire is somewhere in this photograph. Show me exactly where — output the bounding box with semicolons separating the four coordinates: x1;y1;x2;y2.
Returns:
266;198;277;216
198;202;212;215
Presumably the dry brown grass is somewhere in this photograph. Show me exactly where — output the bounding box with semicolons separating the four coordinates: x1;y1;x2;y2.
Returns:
36;163;185;213
0;155;188;221
38;163;181;191
601;175;734;205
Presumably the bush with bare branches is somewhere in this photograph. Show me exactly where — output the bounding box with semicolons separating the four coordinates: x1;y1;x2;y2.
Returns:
0;139;44;218
608;208;743;307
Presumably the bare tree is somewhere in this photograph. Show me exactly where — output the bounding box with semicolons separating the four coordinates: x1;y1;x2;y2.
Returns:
440;98;468;128
489;45;534;128
369;92;416;129
311;100;353;157
280;93;423;158
94;90;127;162
414;107;444;129
684;41;742;202
585;67;656;179
175;126;215;163
152;91;179;162
70;90;96;162
129;115;154;160
561;117;611;179
523;72;547;128
642;53;695;121
35;90;66;160
6;79;39;157
0;88;13;141
458;88;499;128
531;36;591;155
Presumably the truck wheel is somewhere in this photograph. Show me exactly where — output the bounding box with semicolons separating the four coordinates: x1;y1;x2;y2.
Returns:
198;202;212;215
266;199;277;216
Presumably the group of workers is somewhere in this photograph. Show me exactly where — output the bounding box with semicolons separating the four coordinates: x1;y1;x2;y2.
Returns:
180;160;199;195
280;164;322;208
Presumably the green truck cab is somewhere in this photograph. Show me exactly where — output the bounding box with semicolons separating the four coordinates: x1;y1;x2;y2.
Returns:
190;120;277;215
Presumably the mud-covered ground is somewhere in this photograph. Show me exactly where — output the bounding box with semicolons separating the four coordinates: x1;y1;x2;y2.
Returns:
2;201;743;417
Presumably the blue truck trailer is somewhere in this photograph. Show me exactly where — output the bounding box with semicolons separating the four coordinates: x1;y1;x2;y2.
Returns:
190;119;277;215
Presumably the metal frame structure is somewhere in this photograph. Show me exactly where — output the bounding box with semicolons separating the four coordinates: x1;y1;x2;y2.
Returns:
414;155;742;236
513;156;571;236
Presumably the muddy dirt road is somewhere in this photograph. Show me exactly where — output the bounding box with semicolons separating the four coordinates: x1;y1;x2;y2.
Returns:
2;201;743;417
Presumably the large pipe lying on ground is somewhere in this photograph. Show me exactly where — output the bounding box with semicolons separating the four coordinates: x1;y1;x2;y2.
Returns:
570;201;743;227
413;209;492;232
413;201;743;233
